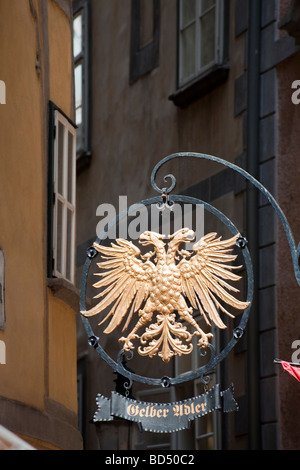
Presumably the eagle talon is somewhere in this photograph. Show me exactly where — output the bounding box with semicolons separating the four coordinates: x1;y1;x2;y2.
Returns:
119;335;138;351
196;333;214;348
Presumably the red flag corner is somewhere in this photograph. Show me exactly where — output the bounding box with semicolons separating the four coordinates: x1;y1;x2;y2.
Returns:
280;361;300;382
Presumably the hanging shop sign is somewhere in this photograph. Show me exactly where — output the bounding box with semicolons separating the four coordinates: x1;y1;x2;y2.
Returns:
80;152;300;433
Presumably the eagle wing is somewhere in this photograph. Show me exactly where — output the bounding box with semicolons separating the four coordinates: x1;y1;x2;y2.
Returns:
178;233;250;329
81;239;154;334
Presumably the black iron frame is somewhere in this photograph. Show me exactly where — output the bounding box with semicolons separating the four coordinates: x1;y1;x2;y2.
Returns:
80;152;300;389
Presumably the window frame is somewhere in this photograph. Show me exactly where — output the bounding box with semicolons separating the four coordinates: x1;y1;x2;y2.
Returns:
169;0;229;108
48;102;77;285
130;0;160;83
135;387;176;450
73;0;91;167
179;0;222;86
175;314;221;450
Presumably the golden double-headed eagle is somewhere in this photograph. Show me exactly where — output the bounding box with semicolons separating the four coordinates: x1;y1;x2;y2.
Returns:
81;228;250;363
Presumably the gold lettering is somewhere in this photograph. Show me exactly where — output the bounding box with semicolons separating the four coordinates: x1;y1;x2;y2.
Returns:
127;399;209;423
173;404;180;416
127;404;139;417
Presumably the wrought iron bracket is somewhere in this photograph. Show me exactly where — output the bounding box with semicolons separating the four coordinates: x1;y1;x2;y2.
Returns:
151;152;300;285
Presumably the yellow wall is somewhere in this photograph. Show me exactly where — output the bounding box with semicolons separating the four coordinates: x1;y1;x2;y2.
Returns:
0;0;80;448
48;294;78;412
0;0;46;410
47;0;76;414
48;0;73;117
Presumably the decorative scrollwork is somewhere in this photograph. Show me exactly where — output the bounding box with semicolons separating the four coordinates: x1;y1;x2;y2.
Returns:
138;313;193;363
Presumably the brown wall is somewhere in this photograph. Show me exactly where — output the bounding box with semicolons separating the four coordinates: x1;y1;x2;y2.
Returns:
277;52;300;449
76;0;247;450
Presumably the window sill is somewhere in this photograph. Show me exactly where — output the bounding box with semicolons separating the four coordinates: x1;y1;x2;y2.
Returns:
169;63;229;108
47;277;80;313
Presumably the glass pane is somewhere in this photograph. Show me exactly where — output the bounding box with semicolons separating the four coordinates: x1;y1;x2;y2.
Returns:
57;121;64;196
177;350;193;375
197;435;214;450
140;0;154;46
200;9;215;67
144;430;171;450
181;0;196;26
56;200;63;274
73;13;82;57
76;123;82;151
201;0;215;13
66;209;73;281
197;411;213;436
177;323;194;374
181;24;196;81
67;131;74;203
75;64;82;115
76;106;82;127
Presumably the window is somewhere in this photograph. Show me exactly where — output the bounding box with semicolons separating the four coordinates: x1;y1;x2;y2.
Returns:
175;315;221;449
130;0;160;83
73;0;90;163
170;0;229;107
179;0;220;85
0;249;5;329
135;387;176;450
48;103;76;284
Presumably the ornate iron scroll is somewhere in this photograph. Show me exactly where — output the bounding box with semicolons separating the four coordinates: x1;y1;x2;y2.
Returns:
151;152;300;286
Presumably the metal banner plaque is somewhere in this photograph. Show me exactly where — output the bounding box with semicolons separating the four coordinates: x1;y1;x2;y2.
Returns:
93;384;238;433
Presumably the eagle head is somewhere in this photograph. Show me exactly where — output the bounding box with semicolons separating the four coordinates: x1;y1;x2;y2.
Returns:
169;228;195;244
139;231;165;247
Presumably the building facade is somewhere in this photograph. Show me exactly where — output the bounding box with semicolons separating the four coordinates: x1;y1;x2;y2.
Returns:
75;0;300;451
0;0;82;450
1;0;298;453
